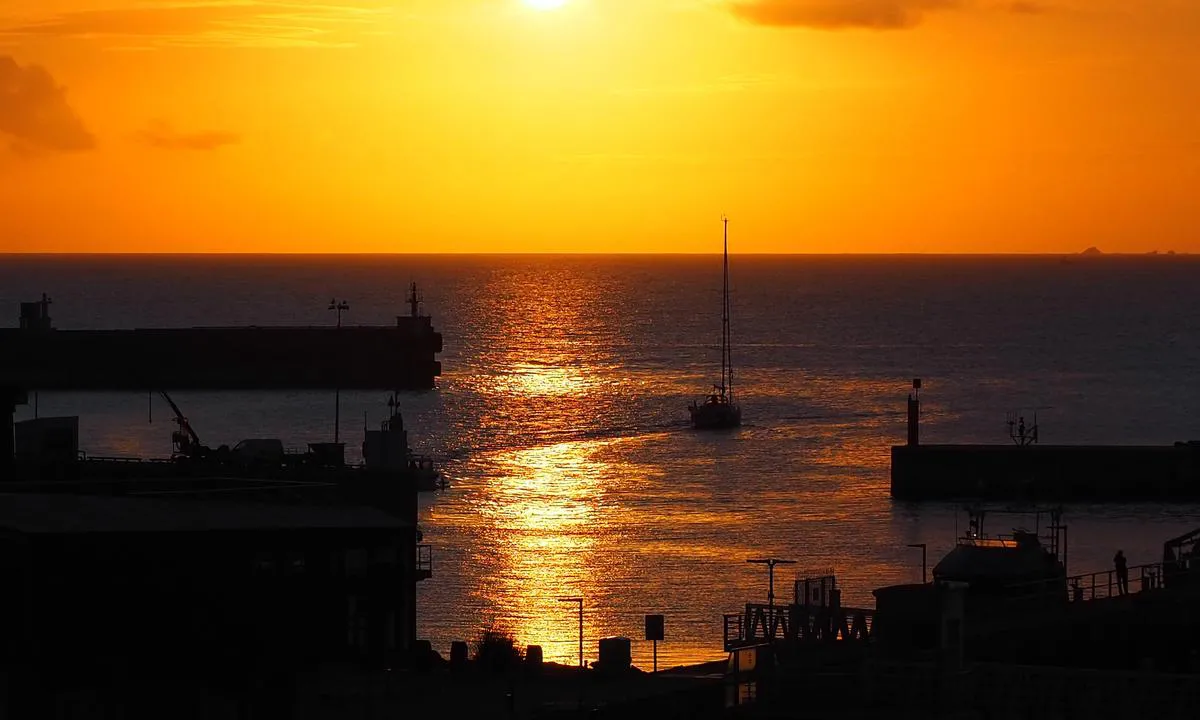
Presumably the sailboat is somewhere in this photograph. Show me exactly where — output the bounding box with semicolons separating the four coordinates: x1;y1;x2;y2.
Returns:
689;216;742;430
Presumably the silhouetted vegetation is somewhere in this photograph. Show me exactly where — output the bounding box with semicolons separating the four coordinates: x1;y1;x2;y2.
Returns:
473;628;523;672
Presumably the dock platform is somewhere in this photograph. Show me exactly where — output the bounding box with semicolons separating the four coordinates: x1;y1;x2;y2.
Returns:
889;379;1200;502
0;293;443;392
891;442;1200;501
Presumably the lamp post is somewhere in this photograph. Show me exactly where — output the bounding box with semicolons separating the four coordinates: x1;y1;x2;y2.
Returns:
557;597;583;668
328;299;349;444
747;558;797;608
907;543;928;584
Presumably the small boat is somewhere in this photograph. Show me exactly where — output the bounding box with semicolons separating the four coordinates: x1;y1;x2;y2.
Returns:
932;506;1067;600
689;216;742;430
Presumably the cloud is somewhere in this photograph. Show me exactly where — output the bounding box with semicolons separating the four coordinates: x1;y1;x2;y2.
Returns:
0;55;94;153
728;0;961;29
139;120;240;150
1006;1;1047;14
0;2;389;49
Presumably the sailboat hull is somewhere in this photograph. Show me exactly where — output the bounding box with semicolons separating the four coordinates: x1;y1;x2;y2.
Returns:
689;401;742;430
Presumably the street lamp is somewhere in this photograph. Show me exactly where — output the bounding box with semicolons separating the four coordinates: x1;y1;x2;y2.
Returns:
328;299;349;444
747;558;797;608
907;543;927;584
557;597;583;668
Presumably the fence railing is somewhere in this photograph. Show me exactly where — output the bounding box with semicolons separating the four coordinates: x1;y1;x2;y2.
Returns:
78;454;172;464
723;602;874;651
1001;562;1170;604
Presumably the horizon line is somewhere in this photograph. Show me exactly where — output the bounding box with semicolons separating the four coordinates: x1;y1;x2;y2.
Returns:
0;251;1190;257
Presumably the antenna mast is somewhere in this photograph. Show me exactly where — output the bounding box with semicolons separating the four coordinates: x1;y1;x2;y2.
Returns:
721;215;732;401
408;282;422;318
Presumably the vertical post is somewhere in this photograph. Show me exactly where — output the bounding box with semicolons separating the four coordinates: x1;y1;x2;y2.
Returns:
557;597;583;668
653;639;657;673
329;299;350;445
747;558;797;609
1062;526;1069;575
721;215;731;400
2;389;26;479
907;378;921;446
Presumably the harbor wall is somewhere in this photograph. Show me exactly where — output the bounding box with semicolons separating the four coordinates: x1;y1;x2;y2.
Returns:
0;322;442;391
891;443;1200;501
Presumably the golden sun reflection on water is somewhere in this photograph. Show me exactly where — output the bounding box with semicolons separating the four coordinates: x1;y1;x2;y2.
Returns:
493;362;593;397
472;439;616;664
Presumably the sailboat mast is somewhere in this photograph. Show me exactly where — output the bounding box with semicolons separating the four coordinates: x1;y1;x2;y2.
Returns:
721;216;731;400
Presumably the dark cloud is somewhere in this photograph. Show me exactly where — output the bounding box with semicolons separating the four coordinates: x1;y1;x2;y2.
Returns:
0;56;94;152
729;0;960;30
139;121;240;150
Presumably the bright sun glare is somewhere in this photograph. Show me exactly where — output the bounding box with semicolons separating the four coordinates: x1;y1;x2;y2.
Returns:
523;0;569;10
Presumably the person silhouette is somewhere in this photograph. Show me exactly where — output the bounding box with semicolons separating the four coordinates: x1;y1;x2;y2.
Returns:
1114;550;1129;596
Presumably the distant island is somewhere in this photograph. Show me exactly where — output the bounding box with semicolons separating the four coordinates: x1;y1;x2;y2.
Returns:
1078;246;1187;256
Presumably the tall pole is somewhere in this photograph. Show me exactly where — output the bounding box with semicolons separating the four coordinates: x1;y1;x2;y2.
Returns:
557;597;583;668
329;299;349;444
721;215;730;399
907;543;928;584
748;558;796;608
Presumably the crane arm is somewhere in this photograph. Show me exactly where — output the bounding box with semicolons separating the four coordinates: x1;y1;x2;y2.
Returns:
158;390;201;448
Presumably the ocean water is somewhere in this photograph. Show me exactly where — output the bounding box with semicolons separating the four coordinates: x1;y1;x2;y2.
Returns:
3;253;1200;668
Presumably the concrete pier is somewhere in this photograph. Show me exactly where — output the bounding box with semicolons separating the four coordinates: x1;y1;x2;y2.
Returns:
0;295;443;392
891;442;1200;501
889;380;1200;502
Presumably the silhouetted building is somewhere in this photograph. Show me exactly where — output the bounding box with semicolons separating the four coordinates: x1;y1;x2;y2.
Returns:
0;492;430;716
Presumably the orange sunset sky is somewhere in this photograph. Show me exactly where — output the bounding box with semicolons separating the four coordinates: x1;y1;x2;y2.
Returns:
1;1;1197;253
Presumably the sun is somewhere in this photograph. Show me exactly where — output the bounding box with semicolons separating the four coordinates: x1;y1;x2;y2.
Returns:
523;0;569;10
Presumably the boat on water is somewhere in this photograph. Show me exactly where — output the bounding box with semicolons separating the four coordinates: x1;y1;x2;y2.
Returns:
689;216;742;430
931;506;1068;601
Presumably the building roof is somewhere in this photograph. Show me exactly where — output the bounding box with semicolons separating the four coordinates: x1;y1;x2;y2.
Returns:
932;542;1059;583
0;493;410;535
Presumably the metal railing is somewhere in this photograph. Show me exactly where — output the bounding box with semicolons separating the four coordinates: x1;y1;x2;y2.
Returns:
724;613;745;649
78;454;172;464
723;602;874;651
1066;563;1164;601
1001;562;1170;604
